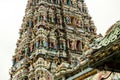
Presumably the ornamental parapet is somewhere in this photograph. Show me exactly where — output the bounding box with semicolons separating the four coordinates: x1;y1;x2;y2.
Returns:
100;21;120;46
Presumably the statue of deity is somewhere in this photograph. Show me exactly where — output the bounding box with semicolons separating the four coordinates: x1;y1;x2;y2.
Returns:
51;61;57;73
77;20;81;27
71;40;76;50
43;40;48;48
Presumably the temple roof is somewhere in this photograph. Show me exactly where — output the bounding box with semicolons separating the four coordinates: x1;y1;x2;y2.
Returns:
90;20;120;72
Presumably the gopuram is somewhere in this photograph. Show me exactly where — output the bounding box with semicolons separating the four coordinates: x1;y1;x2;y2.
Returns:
9;0;120;80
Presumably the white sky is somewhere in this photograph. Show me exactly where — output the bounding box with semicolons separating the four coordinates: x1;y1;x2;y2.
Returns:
0;0;120;80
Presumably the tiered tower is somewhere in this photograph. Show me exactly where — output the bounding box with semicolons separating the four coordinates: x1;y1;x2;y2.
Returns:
10;0;97;80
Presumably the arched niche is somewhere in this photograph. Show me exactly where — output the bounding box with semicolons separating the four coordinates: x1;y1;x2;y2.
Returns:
35;68;53;80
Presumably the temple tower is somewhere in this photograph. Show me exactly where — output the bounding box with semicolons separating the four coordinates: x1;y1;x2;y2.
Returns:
10;0;97;80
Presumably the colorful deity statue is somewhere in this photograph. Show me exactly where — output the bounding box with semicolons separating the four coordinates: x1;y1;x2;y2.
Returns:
51;61;57;73
71;0;77;7
43;40;48;49
78;1;82;12
77;19;81;27
71;40;76;50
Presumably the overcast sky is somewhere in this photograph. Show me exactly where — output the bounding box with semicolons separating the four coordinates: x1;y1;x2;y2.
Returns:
0;0;120;80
